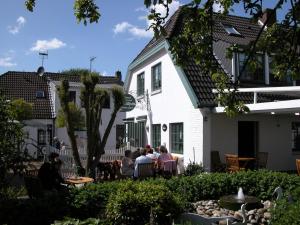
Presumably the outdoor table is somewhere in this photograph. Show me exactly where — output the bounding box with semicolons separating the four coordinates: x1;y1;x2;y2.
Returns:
65;176;94;186
238;157;256;169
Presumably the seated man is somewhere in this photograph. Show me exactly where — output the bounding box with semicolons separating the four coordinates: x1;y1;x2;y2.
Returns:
146;148;157;160
134;148;152;178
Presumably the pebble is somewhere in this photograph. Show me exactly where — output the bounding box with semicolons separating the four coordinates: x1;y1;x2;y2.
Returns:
193;200;273;225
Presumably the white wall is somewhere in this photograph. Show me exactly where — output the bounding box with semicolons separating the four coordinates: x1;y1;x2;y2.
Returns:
126;49;204;165
211;113;300;171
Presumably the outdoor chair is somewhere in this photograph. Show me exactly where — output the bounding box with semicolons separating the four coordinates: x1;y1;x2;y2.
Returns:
137;162;154;179
211;151;226;172
162;160;177;177
296;159;300;176
225;154;243;172
256;152;268;169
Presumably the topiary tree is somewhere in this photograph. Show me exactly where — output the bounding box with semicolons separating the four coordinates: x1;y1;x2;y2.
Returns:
58;69;125;176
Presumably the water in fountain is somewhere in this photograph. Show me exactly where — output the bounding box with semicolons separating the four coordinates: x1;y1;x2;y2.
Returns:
236;187;245;202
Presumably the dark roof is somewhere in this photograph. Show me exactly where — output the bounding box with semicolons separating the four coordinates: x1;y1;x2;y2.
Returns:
0;71;54;119
47;73;124;85
0;71;124;119
132;7;296;107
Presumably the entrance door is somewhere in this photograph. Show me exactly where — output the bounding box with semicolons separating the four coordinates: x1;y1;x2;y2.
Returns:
238;121;258;157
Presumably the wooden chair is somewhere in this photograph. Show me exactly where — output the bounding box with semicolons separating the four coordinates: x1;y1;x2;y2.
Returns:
162;160;177;177
296;159;300;176
211;151;226;172
137;162;154;179
256;152;268;169
225;154;242;172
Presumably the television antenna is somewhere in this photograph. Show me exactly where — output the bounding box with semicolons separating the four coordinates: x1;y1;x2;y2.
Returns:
39;51;48;67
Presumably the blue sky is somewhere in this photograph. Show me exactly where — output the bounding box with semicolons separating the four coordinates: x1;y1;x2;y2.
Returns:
0;0;288;79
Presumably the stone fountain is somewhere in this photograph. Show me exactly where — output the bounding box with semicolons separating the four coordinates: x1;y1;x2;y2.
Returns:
219;187;262;211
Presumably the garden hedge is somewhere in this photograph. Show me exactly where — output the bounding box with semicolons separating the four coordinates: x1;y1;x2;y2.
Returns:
1;170;300;225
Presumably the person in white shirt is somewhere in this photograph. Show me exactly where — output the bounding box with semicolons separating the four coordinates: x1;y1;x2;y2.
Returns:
134;148;152;178
146;148;157;160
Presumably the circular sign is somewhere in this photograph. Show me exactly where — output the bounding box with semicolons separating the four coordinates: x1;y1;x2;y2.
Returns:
162;124;167;132
120;94;136;112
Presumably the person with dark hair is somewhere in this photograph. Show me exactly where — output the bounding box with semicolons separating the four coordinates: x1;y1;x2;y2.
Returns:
38;153;65;191
131;148;141;162
120;150;134;177
134;148;152;178
146;148;156;160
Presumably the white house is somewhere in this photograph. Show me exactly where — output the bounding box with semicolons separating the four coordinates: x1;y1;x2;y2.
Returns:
124;8;300;171
0;70;125;157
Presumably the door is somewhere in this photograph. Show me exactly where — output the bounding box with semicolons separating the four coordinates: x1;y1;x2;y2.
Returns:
116;124;125;149
238;121;258;157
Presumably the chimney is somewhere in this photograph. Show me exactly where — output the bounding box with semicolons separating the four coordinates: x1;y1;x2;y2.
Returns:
259;8;277;27
115;70;122;81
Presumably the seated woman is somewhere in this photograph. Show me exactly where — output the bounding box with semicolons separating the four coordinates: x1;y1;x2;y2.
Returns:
120;150;134;177
157;145;173;170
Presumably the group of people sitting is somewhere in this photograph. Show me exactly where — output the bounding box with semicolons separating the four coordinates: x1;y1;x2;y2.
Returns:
120;145;175;178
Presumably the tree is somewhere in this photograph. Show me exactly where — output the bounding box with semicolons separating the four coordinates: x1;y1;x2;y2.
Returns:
58;79;83;170
9;98;33;121
0;95;25;185
24;0;299;116
58;69;125;176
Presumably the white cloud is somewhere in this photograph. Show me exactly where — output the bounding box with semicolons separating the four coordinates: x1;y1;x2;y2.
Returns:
114;1;181;39
30;38;66;52
113;21;153;39
8;16;26;34
0;57;17;67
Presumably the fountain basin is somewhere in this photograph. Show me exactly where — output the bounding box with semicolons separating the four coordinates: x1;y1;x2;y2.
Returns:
219;195;263;211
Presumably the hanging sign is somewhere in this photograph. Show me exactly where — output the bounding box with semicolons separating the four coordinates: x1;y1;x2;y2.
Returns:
120;94;136;112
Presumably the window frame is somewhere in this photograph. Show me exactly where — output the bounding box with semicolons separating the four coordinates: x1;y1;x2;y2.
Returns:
151;62;162;92
152;124;161;148
170;123;184;154
37;129;46;145
137;72;145;97
292;122;300;152
236;52;265;83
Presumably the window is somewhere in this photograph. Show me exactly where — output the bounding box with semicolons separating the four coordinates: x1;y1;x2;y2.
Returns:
69;91;76;103
151;63;161;91
137;72;145;96
292;122;300;152
36;90;45;98
152;124;161;148
170;123;183;154
222;24;242;36
236;52;264;82
103;95;110;109
37;129;46;145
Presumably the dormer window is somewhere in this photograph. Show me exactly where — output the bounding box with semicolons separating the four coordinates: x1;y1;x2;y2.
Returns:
36;90;45;98
222;23;242;36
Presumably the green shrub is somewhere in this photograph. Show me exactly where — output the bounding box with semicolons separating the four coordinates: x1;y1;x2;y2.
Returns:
106;180;185;225
68;182;120;219
0;192;69;225
164;170;300;202
271;187;300;225
183;162;204;176
53;217;111;225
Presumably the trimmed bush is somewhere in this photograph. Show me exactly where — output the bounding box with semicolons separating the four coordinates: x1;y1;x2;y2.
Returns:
183;162;205;176
68;182;120;219
106;180;185;225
